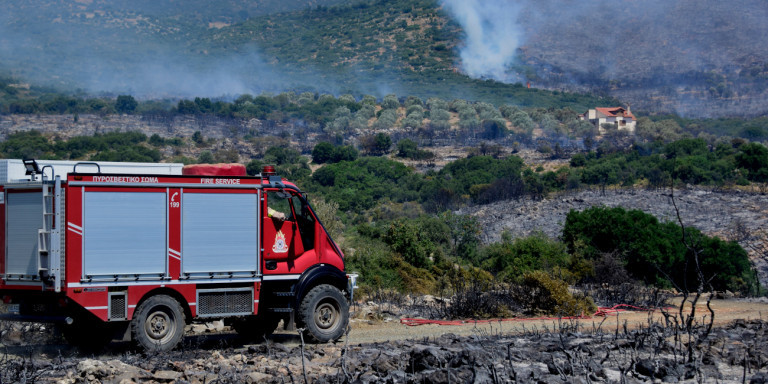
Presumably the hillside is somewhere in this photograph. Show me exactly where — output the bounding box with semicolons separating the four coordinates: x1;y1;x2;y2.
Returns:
513;0;768;118
1;0;767;117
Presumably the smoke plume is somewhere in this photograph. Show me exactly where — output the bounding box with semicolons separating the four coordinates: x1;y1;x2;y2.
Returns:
440;0;768;116
440;0;523;82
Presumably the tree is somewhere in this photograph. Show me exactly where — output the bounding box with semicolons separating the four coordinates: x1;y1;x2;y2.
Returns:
198;151;214;164
481;118;507;139
397;138;419;157
440;212;480;262
331;145;358;163
735;142;768;182
177;99;199;114
384;219;434;268
508;109;535;133
360;133;392;156
373;109;398;130
429;108;451;130
540;114;561;135
192;131;204;145
312;142;335;164
194;97;213;114
115;95;138;114
374;133;392;155
264;146;302;165
381;94;400;110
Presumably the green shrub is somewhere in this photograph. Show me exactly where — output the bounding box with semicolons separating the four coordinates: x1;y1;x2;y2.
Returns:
563;206;757;294
516;270;596;316
483;232;570;281
384;219;437;268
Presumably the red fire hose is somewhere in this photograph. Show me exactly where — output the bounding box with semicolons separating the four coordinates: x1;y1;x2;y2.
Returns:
400;304;658;326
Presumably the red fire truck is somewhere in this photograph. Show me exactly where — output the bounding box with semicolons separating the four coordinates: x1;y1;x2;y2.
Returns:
0;159;356;351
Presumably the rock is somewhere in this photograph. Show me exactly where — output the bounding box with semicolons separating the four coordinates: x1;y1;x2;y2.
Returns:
153;370;183;381
357;371;380;383
546;359;572;376
248;344;269;354
386;370;408;382
602;368;622;382
77;359;148;382
635;359;658;377
205;320;225;332
407;346;448;372
245;371;273;383
271;343;291;353
752;372;768;384
414;368;458;384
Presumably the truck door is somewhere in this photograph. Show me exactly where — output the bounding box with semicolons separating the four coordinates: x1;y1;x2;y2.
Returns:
262;191;303;261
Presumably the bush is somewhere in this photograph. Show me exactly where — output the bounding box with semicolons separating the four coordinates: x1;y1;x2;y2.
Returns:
515;270;596;316
483;232;570;281
397;138;433;160
359;133;392;155
563;206;757;294
312;142;335;164
735;142;768;182
434;267;515;319
384;219;437;268
312;142;357;164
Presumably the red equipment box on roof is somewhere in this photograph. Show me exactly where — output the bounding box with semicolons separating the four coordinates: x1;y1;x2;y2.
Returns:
182;163;247;176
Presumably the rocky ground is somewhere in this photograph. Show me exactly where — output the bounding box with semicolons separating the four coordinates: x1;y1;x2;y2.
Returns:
1;298;768;383
1;319;767;383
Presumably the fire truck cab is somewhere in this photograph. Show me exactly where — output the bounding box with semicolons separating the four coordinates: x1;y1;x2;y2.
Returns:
0;159;356;351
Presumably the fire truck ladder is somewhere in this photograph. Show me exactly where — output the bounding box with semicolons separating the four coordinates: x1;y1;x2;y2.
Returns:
37;167;63;291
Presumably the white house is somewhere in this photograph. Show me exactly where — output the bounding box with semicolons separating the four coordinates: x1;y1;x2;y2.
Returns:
580;106;636;134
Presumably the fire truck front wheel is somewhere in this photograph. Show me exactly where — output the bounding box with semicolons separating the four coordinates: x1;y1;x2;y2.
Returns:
132;295;186;351
298;284;349;343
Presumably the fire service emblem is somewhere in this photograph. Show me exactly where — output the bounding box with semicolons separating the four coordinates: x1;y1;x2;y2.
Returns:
272;230;289;253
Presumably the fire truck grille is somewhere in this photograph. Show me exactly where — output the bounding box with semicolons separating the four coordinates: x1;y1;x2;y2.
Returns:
109;293;127;320
197;288;252;317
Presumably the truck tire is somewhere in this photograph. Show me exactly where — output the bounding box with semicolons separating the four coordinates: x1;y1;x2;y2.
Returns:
131;295;185;352
298;284;348;343
232;315;280;342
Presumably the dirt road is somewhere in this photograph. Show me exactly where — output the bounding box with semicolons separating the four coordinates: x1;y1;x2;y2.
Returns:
269;297;768;346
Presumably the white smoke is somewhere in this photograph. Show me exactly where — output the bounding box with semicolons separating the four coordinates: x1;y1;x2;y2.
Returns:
440;0;523;82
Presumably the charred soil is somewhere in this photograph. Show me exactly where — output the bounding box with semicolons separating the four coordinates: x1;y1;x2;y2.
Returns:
1;298;768;383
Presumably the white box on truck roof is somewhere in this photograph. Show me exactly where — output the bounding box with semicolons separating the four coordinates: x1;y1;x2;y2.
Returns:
0;159;184;183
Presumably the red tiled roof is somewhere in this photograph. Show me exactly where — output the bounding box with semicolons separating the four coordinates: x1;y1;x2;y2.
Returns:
594;107;636;120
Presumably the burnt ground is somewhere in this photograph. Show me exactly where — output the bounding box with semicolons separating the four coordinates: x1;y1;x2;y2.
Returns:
1;299;768;383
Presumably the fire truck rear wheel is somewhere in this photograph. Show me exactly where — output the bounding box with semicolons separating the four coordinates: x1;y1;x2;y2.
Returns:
132;295;186;352
298;284;348;343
